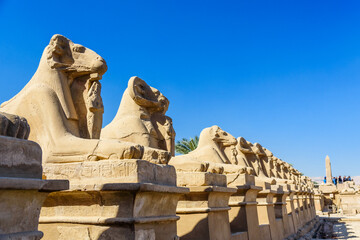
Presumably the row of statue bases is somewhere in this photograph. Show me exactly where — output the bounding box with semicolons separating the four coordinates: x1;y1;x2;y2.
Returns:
0;34;351;240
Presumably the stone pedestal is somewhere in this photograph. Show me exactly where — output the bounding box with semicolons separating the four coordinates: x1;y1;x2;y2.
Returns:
304;190;315;221
273;186;290;239
176;172;236;240
319;184;337;194
297;191;307;228
309;191;315;214
285;189;297;236
338;192;360;215
227;175;262;240
39;159;189;240
292;192;301;231
257;189;279;240
302;190;311;223
309;192;316;219
319;184;338;213
314;192;324;214
0;136;68;240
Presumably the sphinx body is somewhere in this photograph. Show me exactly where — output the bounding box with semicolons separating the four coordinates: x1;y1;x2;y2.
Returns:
289;166;300;183
0;34;173;163
236;137;267;178
101;76;174;163
253;143;273;177
263;147;280;179
169;126;249;174
262;152;297;185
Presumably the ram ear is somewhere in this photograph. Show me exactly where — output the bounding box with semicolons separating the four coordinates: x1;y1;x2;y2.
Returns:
128;76;159;107
46;34;73;69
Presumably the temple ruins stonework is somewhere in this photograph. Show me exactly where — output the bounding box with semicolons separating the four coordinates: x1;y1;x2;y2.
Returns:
0;34;321;240
317;155;360;215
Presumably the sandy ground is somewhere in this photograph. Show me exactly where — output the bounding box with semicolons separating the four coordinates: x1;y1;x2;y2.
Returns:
333;220;360;239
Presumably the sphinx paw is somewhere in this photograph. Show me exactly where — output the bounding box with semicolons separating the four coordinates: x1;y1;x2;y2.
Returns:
141;147;171;164
0;112;30;139
123;145;143;159
201;162;210;172
157;150;172;164
208;164;224;174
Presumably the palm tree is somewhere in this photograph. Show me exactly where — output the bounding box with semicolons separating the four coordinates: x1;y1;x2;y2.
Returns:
175;136;199;155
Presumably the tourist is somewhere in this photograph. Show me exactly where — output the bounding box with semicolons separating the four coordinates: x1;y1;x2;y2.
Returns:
333;177;336;185
348;176;352;181
324;176;326;183
343;176;348;182
338;176;343;184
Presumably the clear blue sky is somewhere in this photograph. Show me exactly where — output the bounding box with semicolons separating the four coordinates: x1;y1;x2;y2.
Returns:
1;0;359;177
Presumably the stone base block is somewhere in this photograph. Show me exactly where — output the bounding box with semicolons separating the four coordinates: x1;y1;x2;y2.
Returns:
319;184;337;194
176;172;226;187
339;193;360;215
40;158;188;240
228;185;262;240
259;224;271;240
43;159;176;186
176;186;236;240
257;189;282;240
0;230;43;240
0;178;68;240
0;136;42;179
39;182;188;240
227;174;255;187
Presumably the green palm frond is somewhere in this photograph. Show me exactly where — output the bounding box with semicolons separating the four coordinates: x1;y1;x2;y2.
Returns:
175;136;199;155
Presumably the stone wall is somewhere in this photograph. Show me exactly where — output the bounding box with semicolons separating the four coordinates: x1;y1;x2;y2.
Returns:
0;34;318;240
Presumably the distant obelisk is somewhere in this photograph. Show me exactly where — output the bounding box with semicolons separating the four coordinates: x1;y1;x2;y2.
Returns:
325;155;333;184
